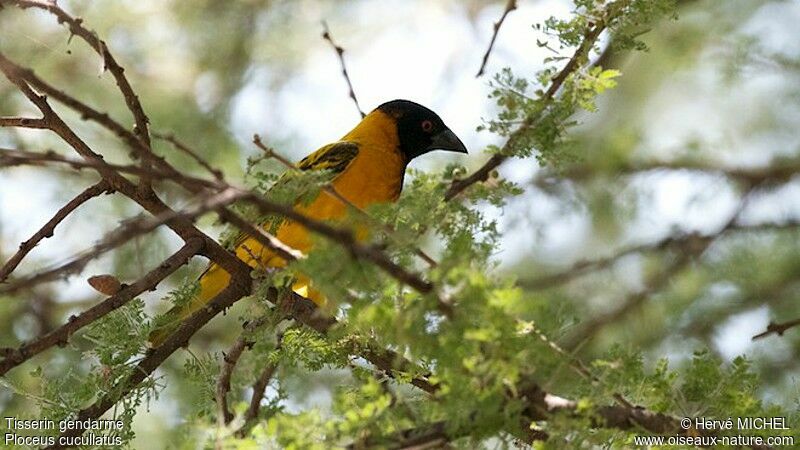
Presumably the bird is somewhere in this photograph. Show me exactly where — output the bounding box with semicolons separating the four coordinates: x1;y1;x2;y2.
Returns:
148;99;467;346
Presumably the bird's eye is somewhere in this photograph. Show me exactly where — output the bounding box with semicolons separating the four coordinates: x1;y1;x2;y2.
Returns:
421;120;433;133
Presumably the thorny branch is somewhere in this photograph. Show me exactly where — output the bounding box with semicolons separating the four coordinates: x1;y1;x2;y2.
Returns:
476;0;518;77
0;180;111;283
322;21;366;118
215;316;273;426
0;189;245;297
5;0;151;146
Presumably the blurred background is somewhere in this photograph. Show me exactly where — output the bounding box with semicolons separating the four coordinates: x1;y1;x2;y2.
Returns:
1;0;798;447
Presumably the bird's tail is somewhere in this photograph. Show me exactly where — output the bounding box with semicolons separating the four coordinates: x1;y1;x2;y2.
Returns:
147;264;231;347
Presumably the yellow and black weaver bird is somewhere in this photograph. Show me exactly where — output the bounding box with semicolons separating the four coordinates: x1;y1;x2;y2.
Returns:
148;100;467;345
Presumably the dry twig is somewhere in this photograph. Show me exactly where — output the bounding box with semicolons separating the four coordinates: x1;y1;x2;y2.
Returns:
322;21;366;118
752;318;800;340
476;0;518;77
0;181;111;283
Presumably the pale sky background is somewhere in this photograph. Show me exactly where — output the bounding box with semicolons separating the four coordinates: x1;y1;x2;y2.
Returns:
1;0;799;428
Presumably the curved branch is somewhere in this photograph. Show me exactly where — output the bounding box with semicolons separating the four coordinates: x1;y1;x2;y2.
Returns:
0;180;110;283
216;315;275;426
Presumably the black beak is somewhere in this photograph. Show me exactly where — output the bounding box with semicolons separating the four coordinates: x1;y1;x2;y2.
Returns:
428;129;468;154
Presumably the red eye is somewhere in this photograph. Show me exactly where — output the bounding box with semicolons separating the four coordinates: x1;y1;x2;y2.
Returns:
421;120;433;132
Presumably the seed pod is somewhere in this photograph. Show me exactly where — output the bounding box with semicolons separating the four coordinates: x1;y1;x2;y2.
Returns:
87;274;122;295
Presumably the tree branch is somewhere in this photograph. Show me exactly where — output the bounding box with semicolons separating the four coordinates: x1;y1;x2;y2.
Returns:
0;148;219;190
153;131;224;181
0;116;48;128
322;21;365;118
236;335;281;437
0;189;244;296
563;185;765;349
0;238;203;376
4;0;151;146
534;160;800;186
0;180;111;283
519;220;800;290
46;280;251;450
216;315;275;426
752;317;800;340
476;0;518;77
216;340;250;426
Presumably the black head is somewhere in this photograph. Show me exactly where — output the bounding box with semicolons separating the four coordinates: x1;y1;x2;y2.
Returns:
377;99;468;161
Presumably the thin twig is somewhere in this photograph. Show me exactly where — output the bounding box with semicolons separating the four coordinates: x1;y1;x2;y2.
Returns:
153;132;224;181
252;134;296;169
563;185;762;349
476;0;518;77
752;318;800;340
529;323;634;409
534;159;800;186
0;55;251;282
519;220;800;290
0;116;48;128
0;148;221;191
47;281;251;450
2;143;438;301
0;189;244;296
321;21;365;118
0;180;110;283
216;316;274;426
237;333;282;437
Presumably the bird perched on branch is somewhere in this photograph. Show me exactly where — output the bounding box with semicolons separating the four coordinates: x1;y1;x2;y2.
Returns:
148;100;467;345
